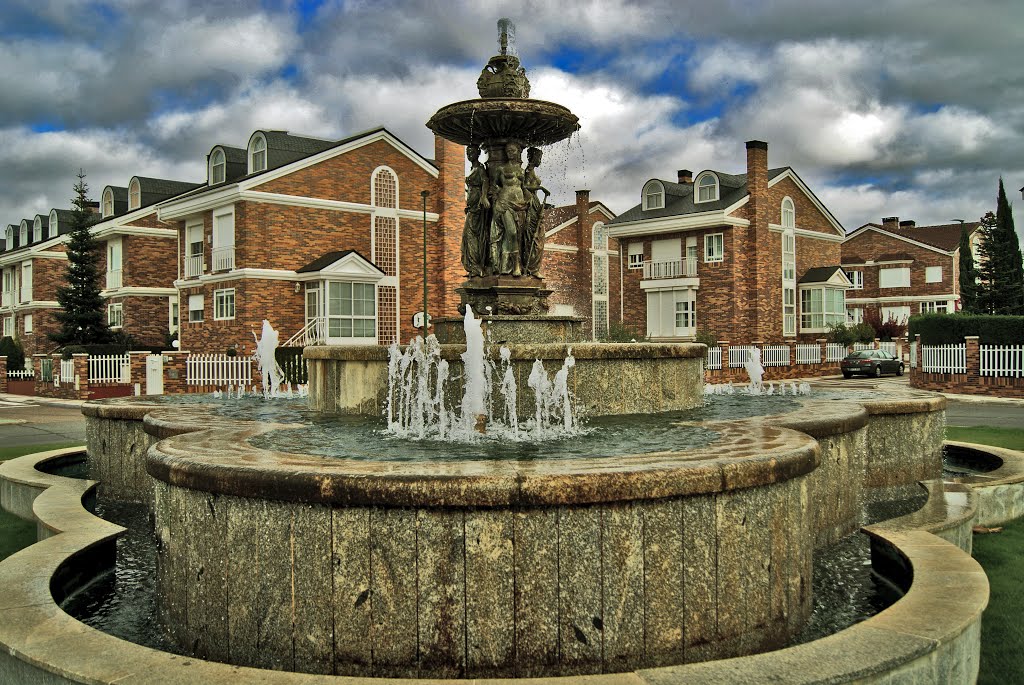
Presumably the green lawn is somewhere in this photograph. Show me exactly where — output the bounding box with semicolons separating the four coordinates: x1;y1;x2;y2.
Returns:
944;426;1024;684
0;442;78;562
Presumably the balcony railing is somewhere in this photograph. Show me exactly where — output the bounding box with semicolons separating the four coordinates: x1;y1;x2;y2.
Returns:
19;286;31;303
642;257;697;280
185;254;205;278
212;246;236;272
106;269;123;289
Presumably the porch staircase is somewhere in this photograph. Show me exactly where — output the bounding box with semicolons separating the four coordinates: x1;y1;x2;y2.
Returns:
283;317;327;348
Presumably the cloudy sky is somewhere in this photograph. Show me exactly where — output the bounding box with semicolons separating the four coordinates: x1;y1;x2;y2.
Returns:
1;0;1021;237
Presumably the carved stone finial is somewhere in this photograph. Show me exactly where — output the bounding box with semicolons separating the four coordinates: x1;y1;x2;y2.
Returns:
477;20;531;98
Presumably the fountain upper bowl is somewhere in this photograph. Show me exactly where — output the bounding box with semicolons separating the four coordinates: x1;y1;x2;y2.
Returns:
426;98;580;147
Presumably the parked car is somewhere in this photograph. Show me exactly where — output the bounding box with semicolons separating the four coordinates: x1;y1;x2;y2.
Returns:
840;349;904;378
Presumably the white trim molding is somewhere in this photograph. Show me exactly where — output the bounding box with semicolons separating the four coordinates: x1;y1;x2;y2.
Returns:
845;293;957;305
607;211;750;239
769;224;845;243
768;169;845;236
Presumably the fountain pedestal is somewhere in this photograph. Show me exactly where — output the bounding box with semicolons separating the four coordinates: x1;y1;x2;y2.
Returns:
457;274;552;316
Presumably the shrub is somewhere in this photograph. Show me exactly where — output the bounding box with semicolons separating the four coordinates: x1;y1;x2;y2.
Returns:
827;322;855;347
0;336;25;371
694;329;718;347
863;309;905;341
908;313;1024;344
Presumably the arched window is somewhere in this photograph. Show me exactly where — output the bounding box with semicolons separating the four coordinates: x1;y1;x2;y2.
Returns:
33;217;42;243
5;227;13;250
49;210;58;238
210;148;226;185
128;178;141;210
102;188;114;217
696;173;718;203
591;221;608;250
249;133;267;173
642;180;665;211
373;167;398;209
781;197;795;228
19;220;28;246
782;228;796;336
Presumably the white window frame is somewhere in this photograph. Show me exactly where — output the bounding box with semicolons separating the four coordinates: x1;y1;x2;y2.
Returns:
20;261;31;302
642;180;665;211
800;286;846;332
188;294;204;323
249;133;267;173
695;173;719;203
5;227;13;250
128;178;141;211
627;242;644;269
925;266;943;283
23;314;32;334
879;267;911;288
19;221;28;246
704;233;724;263
32;217;42;243
48;210;58;238
846;269;863;289
847;307;864;324
920;301;949;314
325;281;376;343
781;197;795;228
2;316;12;337
102;188;114;217
169;296;179;333
881;305;911;323
210;148;226;185
213;288;236;320
782;228;796;336
211;206;236;271
185;219;205;277
107;302;124;328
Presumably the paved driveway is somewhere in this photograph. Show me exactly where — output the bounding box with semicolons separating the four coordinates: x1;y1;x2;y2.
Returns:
0;395;86;447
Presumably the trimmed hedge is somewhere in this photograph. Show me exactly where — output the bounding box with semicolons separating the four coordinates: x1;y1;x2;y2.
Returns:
908;313;1024;344
0;337;25;371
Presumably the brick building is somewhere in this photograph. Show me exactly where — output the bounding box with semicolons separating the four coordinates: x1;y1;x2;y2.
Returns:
841;218;982;323
158;126;618;354
607;140;849;343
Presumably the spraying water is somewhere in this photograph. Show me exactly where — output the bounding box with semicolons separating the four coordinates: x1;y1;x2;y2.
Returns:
253;320;284;398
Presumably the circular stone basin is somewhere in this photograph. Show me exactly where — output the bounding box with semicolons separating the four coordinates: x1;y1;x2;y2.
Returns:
425;98;580;146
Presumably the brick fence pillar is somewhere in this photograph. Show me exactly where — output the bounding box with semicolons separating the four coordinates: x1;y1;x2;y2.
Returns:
72;353;89;399
719;340;730;382
0;355;7;394
873;338;880;350
816;338;827;374
965;336;980;378
914;334;922;373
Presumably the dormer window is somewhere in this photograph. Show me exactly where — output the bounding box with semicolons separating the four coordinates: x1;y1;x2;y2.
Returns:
210;148;226;185
48;210;58;238
642;180;665;211
781;197;795;228
249;133;267;173
19;221;28;246
696;173;718;203
5;227;13;250
33;217;42;242
128;178;141;210
102;188;114;217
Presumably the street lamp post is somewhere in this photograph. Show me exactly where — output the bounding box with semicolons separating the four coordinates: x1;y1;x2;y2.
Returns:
421;190;430;339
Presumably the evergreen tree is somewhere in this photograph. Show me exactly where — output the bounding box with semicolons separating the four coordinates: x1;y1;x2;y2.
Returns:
50;170;112;346
995;177;1024;314
957;223;981;313
975;210;1000;314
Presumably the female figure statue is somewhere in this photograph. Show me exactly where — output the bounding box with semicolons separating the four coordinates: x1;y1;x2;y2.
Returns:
489;142;527;277
461;144;489;277
522;146;550;277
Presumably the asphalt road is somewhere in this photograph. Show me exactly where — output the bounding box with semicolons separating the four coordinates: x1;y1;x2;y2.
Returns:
945;399;1024;429
0;397;87;446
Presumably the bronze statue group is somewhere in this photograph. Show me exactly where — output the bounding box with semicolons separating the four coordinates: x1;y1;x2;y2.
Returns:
462;141;549;279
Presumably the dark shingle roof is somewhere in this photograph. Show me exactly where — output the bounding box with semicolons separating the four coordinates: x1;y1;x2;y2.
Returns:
610;168;789;224
798;266;846;284
104;186;129;217
261;131;338;171
213;145;248;185
296;250;382;274
858;221;981;252
132;177;203;210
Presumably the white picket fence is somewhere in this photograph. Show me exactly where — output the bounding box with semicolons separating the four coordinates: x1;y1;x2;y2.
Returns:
6;368;33;380
705;346;722;370
187;354;253;386
728;345;756;369
921;344;966;374
852;342;874;352
826;343;847;363
880;341;898;357
796;344;822;365
59;359;75;384
88;353;131;384
761;344;789;367
980;344;1024;378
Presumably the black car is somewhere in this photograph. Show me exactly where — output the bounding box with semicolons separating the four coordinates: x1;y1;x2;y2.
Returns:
840;350;904;378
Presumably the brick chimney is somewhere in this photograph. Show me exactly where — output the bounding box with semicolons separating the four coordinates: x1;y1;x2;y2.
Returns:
745;140;770;340
882;216;899;230
898;220;916;229
677;169;693;184
434;134;467;316
575;189;591;244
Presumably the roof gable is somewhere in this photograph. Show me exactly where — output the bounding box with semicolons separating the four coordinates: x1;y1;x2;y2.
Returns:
297;250;384;280
798;265;852;287
767;168;845;236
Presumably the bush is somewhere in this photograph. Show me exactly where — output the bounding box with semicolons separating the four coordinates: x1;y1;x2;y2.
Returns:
851;322;877;344
908;313;1024;344
863;309;905;341
599;321;647;342
827;322;855;347
0;336;25;371
694;329;718;347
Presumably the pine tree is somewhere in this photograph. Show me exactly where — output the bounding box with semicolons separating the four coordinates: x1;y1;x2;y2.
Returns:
975;210;1001;314
957;223;981;313
995;177;1024;314
50;170;112;346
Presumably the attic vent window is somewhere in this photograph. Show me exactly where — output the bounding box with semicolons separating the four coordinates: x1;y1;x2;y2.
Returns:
128;178;141;210
696;173;718;203
250;135;267;173
210;149;226;185
642;180;665;211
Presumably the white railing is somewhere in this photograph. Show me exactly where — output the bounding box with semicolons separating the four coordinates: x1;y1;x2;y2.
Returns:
185;254;205;278
705;346;722;370
761;344;789;367
880;341;898;357
980;344;1024;378
826;343;848;362
59;359;75;384
187;354;253;386
19;286;31;303
212;246;236;272
106;269;123;289
852;342;874;352
796;344;822;365
283;317;327;348
921;344;966;374
642;257;697;280
728;345;756;369
89;353;131;384
6;368;33;380
1;292;10;307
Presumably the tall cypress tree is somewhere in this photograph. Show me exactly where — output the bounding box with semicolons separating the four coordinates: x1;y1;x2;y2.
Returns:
50;170;112;346
957;224;981;313
975;210;1000;314
995;177;1024;314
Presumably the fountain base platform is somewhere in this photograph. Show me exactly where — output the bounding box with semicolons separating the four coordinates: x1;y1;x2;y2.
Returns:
456;275;551;317
433;313;586;345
